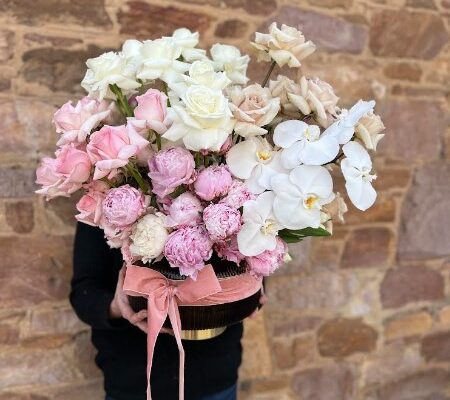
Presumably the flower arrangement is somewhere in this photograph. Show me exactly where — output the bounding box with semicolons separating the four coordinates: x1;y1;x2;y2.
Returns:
36;24;386;281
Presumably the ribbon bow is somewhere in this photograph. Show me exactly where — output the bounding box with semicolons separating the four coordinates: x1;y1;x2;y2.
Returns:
123;265;222;400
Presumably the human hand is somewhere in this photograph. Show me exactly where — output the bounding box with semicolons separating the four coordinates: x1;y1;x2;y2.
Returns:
110;266;149;333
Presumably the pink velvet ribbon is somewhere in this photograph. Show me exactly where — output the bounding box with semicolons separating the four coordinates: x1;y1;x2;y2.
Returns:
123;264;262;400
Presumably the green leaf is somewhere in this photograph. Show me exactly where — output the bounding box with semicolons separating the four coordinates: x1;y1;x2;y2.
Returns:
279;227;331;243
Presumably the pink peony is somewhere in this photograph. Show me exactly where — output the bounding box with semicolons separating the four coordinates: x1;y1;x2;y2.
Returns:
193;165;232;201
102;184;149;228
54;97;115;146
220;180;255;209
215;235;245;264
134;89;168;135
203;203;241;241
87;125;149;180
245;237;287;277
148;147;195;198
165;192;203;228
75;180;109;226
164;225;213;279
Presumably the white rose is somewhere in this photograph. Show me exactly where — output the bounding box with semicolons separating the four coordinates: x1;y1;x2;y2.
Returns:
251;23;316;68
121;39;143;74
269;75;302;117
166;28;207;62
81;51;141;100
137;38;190;84
129;213;169;262
210;44;250;85
163;85;234;151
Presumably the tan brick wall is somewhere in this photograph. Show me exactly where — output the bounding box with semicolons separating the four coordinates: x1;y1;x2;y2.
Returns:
0;0;449;399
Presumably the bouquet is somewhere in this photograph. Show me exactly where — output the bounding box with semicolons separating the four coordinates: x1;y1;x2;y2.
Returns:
35;23;386;400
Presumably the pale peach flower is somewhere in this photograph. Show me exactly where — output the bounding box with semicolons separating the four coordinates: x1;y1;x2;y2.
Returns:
355;112;385;151
288;76;339;127
228;84;280;137
269;75;302;117
251;23;316;68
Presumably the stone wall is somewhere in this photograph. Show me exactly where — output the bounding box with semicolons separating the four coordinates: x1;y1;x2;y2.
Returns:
0;0;449;399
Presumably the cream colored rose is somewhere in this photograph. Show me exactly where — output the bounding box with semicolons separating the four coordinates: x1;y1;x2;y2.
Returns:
251;23;316;68
163;85;234;151
166;28;207;62
129;213;169;262
228;84;280;137
355;112;385;151
210;44;250;85
81;51;141;100
269;75;302;117
288;76;339;127
324;192;348;223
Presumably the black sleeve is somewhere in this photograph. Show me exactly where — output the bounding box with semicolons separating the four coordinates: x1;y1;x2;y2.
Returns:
70;222;126;330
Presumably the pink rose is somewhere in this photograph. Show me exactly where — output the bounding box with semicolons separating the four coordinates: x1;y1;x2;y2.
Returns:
35;157;67;199
102;184;149;228
126;119;155;166
75;181;109;226
203;203;241;241
220;180;255;209
134;89;168;135
54;97;115;146
103;224;132;249
87;125;148;180
55;144;92;185
148;147;195;197
193;165;232;201
165;192;203;228
214;235;245;265
245;238;287;277
164;225;213;279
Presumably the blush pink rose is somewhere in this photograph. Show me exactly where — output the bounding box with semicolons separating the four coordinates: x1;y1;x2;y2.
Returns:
220;180;255;209
203;203;241;241
102;184;149;228
164;225;213;279
165;192;203;228
55;144;92;185
75;181;109;226
214;235;245;265
35;157;67;199
193;165;232;201
245;237;287;277
148;147;195;197
54;97;115;146
134;89;168;135
87;125;149;180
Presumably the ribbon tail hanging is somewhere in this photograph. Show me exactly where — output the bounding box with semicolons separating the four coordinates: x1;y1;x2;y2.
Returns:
168;297;185;400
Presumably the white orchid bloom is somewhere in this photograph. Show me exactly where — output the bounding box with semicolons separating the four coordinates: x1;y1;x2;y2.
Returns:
323;100;375;145
226;137;287;194
167;28;207;62
163;85;234;151
271;165;334;230
137;38;190;84
273;120;340;168
210;44;250;85
341;141;377;211
237;191;281;256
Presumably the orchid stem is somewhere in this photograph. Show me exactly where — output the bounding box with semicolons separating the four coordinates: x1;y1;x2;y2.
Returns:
261;60;276;88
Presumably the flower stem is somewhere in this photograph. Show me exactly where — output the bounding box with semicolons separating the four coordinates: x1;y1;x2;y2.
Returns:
126;164;149;193
109;84;133;117
261;60;277;88
100;177;117;188
155;133;162;151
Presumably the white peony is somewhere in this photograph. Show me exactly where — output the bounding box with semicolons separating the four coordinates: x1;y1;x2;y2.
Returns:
271;165;334;229
273;120;340;168
163;85;234;151
288;76;339;127
226;137;287;194
355;112;385;151
166;28;207;62
323;100;375;145
210;44;250;85
251;23;316;68
129;213;169;262
341;141;377;211
81;51;141;100
237;191;281;256
137;38;190;84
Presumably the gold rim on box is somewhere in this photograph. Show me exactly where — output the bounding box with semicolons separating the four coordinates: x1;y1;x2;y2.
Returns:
128;256;262;339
